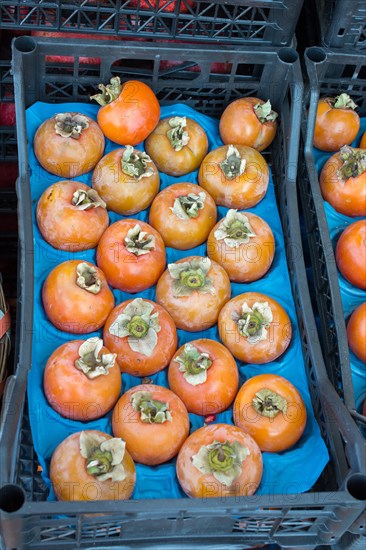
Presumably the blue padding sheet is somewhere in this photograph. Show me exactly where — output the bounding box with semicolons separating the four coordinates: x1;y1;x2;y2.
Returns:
313;118;366;412
27;101;329;500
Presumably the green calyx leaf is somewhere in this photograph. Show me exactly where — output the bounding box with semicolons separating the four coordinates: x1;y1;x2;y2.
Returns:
80;432;126;482
332;93;358;110
108;298;161;357
254;100;278;123
252;388;288;418
76;263;101;295
167;116;190;151
192;440;250;487
168;258;215;297
124;224;156;256
337;145;366;180
219;145;246;180
54;113;89;140
121;145;154;180
90;76;122;106
214;209;256;248
175;343;212;386
72;188;106;210
233;301;273;344
131;391;172;423
75;337;116;379
171;192;206;220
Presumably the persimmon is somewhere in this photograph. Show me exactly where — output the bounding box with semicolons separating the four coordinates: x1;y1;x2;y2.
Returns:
218;292;292;364
198;144;269;209
96;219;166;293
176;423;263;498
168;339;238;415
347;303;366;363
145;116;208;176
149;183;217;250
156;256;231;332
112;384;190;465
91;78;160;146
42;260;114;334
313;94;360;152
207;209;275;282
233;374;307;452
36;180;109;251
335;220;366;290
320;146;366;217
44;338;121;421
34;112;105;178
103;298;177;377
50;430;136;501
219;98;278;152
92;146;160;215
360;131;366;149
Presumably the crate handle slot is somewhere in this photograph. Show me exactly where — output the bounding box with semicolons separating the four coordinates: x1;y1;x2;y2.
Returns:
346;473;366;502
305;47;327;64
0;484;26;549
12;37;37;55
278;48;298;64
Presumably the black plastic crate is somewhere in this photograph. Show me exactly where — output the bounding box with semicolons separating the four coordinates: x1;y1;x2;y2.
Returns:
0;36;365;550
0;0;304;45
317;0;366;51
299;46;366;432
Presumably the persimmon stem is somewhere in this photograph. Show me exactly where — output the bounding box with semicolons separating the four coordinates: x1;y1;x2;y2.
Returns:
86;448;113;476
219;145;246;180
252;388;288;418
127;316;149;338
54;113;89;140
330;93;358;110
90;76;122;106
338;146;366;180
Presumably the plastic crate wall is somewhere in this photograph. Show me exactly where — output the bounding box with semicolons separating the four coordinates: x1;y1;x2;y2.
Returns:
0;0;304;45
0;37;364;550
299;47;366;429
317;0;366;51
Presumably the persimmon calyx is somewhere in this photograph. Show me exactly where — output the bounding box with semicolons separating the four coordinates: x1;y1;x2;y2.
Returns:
254;100;278;123
131;391;172;423
72;188;106;210
90;76;122;106
337;146;366;180
121;146;154;180
76;263;101;294
214;209;256;248
171;192;206;220
192;440;249;487
109;298;161;357
252;388;288;418
331;93;358;110
75;337;116;379
167;116;190;151
219;145;246;179
80;431;126;482
54;113;89;139
168;257;215;297
175;343;212;385
233;301;273;343
124;224;156;256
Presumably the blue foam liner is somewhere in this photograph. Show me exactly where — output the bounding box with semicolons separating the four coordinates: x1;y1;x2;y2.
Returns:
27;101;329;500
313;118;366;413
